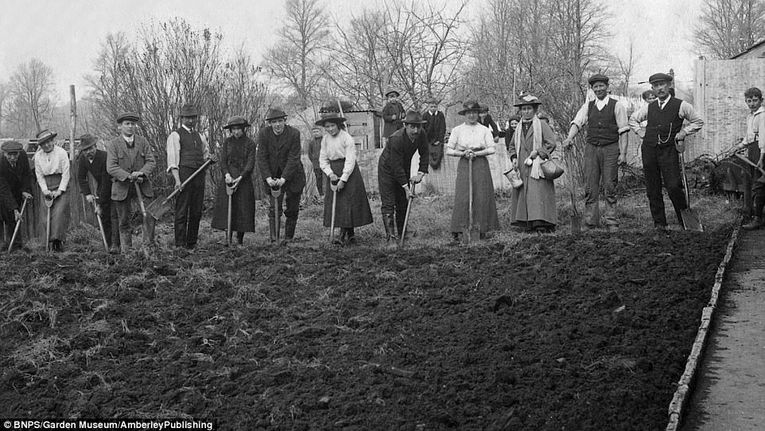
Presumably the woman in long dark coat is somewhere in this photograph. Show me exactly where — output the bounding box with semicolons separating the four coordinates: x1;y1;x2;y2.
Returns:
507;95;558;232
211;116;257;245
445;101;499;243
318;112;373;245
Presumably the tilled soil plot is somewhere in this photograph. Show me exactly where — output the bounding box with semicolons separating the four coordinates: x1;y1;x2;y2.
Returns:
0;227;732;430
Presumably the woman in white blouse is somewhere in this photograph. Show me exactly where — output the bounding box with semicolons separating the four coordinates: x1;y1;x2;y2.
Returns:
445;101;499;243
33;129;71;252
318;113;373;245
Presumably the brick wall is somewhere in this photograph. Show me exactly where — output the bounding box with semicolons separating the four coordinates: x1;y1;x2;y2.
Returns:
693;58;765;160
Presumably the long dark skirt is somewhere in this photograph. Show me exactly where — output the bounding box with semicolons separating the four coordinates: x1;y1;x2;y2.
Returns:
211;174;256;232
323;159;373;228
450;156;499;233
44;174;70;241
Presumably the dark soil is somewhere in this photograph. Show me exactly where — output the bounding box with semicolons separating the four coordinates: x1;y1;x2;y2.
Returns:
0;227;733;430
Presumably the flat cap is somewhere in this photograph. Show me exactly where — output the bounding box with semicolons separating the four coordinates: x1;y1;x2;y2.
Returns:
588;74;609;86
116;112;140;123
1;140;24;152
649;73;673;84
180;103;200;117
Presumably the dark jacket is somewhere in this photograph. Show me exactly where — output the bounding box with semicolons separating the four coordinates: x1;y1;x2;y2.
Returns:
256;125;306;193
382;101;406;138
479;115;500;138
423;110;446;144
378;128;430;186
308;137;322;169
77;150;112;205
0;174;18;212
0;151;33;206
106;135;156;200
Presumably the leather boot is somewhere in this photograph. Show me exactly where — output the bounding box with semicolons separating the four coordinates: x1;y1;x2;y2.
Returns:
743;216;763;230
382;213;398;242
120;232;133;253
268;218;277;243
285;217;297;240
236;232;245;245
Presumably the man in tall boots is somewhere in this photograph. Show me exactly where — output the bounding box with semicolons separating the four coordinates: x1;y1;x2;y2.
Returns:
378;111;429;242
563;73;630;232
0;140;33;251
77;134;119;253
166;103;212;250
628;73;703;231
107;112;156;252
256;107;306;242
422;97;446;170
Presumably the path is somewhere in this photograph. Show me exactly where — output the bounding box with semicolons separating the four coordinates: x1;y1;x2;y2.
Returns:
682;228;765;430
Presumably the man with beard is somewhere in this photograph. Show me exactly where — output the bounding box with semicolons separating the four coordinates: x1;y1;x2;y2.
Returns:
628;73;704;231
256;107;306;242
563;74;630;231
76;134;119;253
377;111;430;242
423;98;446;170
0;140;33;251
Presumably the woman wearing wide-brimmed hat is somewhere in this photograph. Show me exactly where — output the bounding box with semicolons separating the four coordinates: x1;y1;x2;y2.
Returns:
318;112;373;245
445;101;499;242
33;129;70;251
211;116;257;245
508;94;559;232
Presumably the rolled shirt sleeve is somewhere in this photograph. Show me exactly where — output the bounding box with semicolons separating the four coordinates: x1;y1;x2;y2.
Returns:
570;102;589;130
679;101;704;137
628;105;648;138
166;131;181;172
614;100;630;134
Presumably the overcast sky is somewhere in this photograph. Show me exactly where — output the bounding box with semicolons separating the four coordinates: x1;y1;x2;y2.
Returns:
0;0;704;104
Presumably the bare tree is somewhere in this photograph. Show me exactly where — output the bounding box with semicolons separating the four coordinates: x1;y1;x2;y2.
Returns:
264;0;330;110
8;58;55;135
695;0;765;58
615;39;639;97
0;82;10;137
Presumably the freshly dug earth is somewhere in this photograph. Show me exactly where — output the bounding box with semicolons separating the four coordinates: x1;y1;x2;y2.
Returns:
0;227;733;430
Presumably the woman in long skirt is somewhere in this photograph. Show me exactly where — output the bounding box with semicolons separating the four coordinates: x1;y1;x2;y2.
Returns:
33;129;70;252
445;101;499;243
507;94;558;232
318;112;373;245
211;116;257;245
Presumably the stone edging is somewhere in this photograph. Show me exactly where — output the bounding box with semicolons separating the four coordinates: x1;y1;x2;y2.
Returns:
665;224;741;431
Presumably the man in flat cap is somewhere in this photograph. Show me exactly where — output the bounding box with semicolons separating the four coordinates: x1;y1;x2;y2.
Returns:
628;72;704;231
423;97;446;170
0;140;33;251
382;89;405;146
77;134;119;252
166;103;212;250
256;107;305;242
107;112;156;252
563;73;630;231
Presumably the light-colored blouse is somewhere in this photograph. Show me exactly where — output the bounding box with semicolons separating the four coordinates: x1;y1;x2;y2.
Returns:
34;145;71;192
446;123;495;154
319;130;357;182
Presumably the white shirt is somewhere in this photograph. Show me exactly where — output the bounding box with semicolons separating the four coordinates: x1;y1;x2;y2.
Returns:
446;123;495;153
34;145;71;192
319;130;357;182
570;95;630;134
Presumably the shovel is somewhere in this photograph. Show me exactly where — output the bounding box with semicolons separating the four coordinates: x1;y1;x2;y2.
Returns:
271;186;282;244
329;180;339;244
44;194;55;252
679;152;704;232
225;180;239;246
145;159;213;220
463;157;480;244
8;196;30;252
564;152;581;234
734;153;765;182
399;182;416;247
92;199;109;252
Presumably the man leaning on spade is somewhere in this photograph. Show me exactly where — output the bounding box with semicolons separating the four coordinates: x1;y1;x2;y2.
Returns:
563;73;630;232
77;133;119;253
0;140;33;252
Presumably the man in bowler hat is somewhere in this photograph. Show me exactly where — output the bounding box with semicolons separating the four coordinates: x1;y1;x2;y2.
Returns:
77;134;119;252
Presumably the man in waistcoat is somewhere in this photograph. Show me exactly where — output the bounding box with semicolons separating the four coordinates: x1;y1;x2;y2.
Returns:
0;140;33;251
256;107;306;242
628;73;704;231
563;74;629;231
77;134;119;252
107;112;156;252
166;103;212;250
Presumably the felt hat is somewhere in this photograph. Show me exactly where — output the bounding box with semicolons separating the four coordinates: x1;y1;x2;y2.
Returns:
179;103;200;117
385;89;400;98
116;111;141;123
36;129;57;145
315;112;346;126
513;94;542;107
1;140;24;153
588;74;609;86
77;134;98;152
265;107;288;121
457;101;482;115
648;73;673;84
402;111;427;125
223;116;251;129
